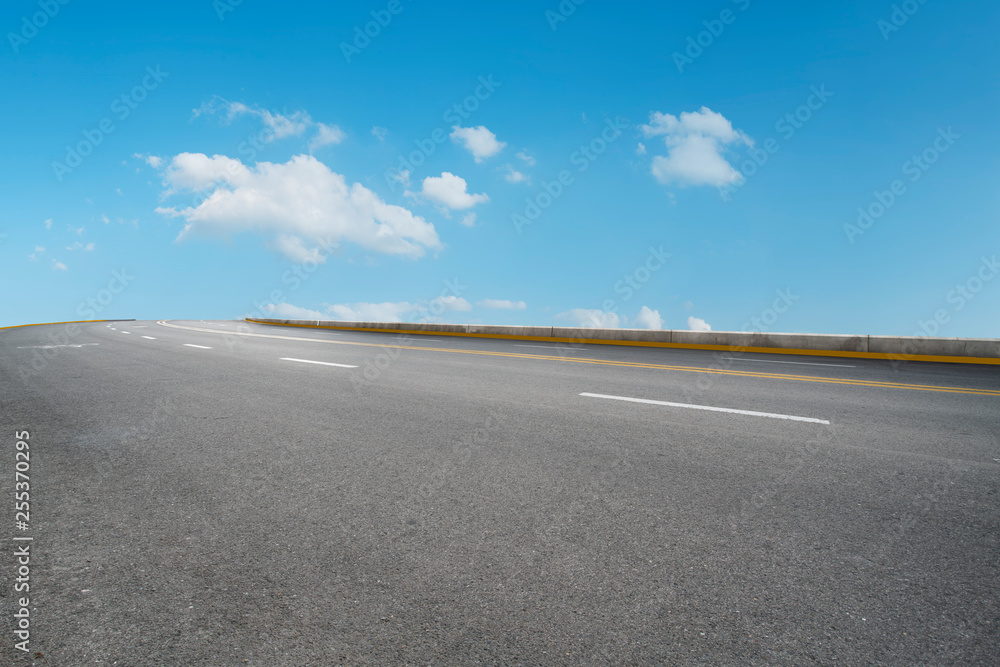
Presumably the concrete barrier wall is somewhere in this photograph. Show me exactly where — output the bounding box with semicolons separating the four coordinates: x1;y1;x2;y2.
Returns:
868;335;1000;358
245;318;1000;361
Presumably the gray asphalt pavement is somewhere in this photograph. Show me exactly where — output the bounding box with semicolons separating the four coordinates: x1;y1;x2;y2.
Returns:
1;319;998;665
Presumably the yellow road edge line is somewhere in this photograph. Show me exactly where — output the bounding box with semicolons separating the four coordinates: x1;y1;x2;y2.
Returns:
244;319;1000;366
155;321;1000;397
0;319;122;331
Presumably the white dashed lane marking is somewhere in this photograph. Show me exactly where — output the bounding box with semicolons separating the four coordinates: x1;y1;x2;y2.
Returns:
580;392;830;425
280;357;358;369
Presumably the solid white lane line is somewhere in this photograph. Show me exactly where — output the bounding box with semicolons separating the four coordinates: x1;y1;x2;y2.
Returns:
721;357;855;368
142;336;156;340
280;357;358;368
580;392;830;424
514;344;586;351
17;343;98;349
183;344;212;349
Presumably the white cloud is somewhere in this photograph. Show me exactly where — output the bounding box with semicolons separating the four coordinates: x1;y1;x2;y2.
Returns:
477;299;526;310
557;309;620;328
135;153;163;168
516;150;536;166
43;218;52;229
261;302;328;320
69;225;84;235
66;242;95;251
450;125;506;162
640;107;751;187
688;316;712;332
266;295;476;325
154;153;441;261
209;99;310;139
196;97;345;150
635;142;646;156
327;301;419;322
390;169;411;187
52;260;67;271
28;246;45;261
421;172;489;210
328;297;470;322
263;299;473;324
101;214;110;224
460;213;477;227
632;306;663;330
502;164;529;184
683;300;693;311
160;152;246;191
309;123;347;151
272;234;329;264
371;126;388;141
431;295;472;312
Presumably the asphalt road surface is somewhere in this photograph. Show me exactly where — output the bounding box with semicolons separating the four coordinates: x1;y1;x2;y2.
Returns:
1;319;998;665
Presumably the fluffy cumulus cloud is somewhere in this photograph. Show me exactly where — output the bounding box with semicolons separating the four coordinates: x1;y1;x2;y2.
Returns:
478;299;526;310
154;153;441;261
640;107;751;187
450;125;506;162
632;306;663;330
195;97;345;150
421;172;489;210
688;316;712;332
557;309;621;328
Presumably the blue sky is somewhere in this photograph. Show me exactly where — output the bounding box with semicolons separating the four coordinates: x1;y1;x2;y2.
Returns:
2;0;998;336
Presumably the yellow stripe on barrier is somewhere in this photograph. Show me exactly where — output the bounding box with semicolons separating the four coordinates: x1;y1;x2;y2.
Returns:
0;319;122;331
